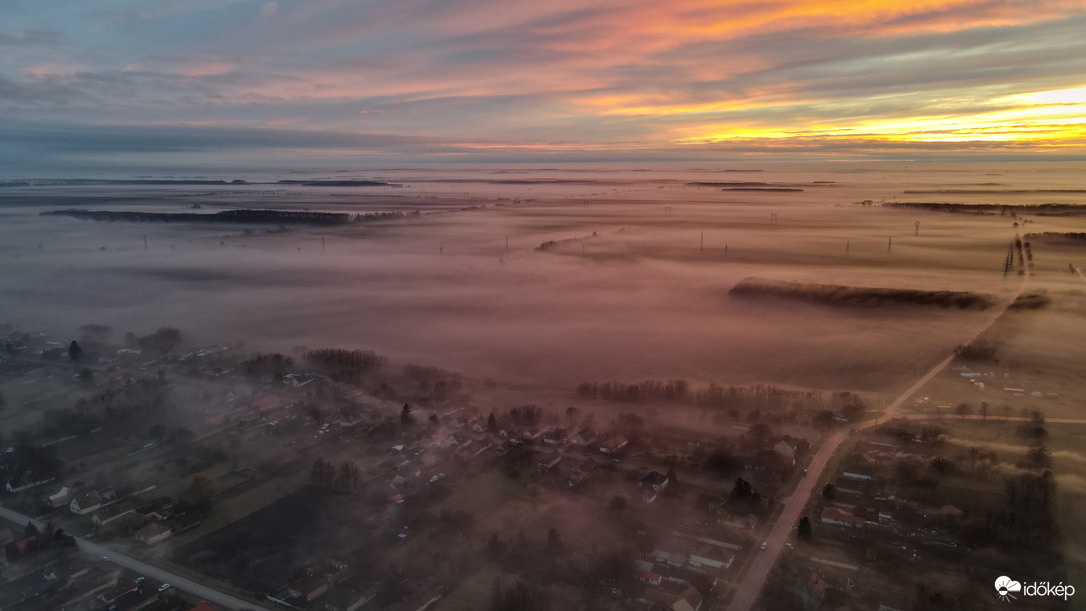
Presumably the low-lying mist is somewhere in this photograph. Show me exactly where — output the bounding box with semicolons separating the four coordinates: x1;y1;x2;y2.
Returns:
2;164;1082;398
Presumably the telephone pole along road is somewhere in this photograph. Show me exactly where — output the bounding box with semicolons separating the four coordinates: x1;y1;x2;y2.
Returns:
0;504;260;610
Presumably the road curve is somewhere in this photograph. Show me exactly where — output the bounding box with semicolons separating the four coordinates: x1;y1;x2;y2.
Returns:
0;505;261;610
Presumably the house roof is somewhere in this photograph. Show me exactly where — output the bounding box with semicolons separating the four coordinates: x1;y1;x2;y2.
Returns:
572;428;597;441
604;434;627;449
774;438;797;457
801;570;827;597
290;575;327;596
325;587;359;609
646;585;703;611
691;543;733;564
136;521;171;538
73;490;101;508
249;394;280;411
821;507;865;524
636;569;662;582
640;471;668;487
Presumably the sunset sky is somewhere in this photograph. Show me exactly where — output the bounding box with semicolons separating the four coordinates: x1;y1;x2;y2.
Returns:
2;0;1086;173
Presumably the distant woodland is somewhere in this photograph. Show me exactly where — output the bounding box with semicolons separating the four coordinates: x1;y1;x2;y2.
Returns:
883;202;1086;216
41;208;413;225
729;278;993;309
1024;231;1086;241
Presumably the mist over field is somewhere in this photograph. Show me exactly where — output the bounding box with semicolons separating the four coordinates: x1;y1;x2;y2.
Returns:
3;162;1082;396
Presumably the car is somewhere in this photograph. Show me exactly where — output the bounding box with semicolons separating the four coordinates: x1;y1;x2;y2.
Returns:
158;584;171;592
135;577;145;584
760;542;767;550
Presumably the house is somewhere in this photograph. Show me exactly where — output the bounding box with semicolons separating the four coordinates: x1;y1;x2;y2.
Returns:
636;570;663;586
536;454;562;472
134;521;172;545
639;471;669;492
289;576;330;602
646;585;703;611
600;434;628;454
858;440;901;458
70;490;103;515
650;548;687;568
5;476;54;493
249;394;281;413
93;501;137;527
794;570;826;611
324;587;374;611
567;458;597;487
773;439;797;465
568;428;599;446
306;559;347;581
165;511;203;533
283;373;316;388
98;580;140;606
687;544;734;571
542;428;567;445
47;486;72;507
108;588;160;611
821;507;867;528
842;464;874;480
102;512;151;536
440;434;461;449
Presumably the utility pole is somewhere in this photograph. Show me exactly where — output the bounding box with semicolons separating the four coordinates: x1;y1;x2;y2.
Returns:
322;236;326;252
144;235;148;250
846;240;850;255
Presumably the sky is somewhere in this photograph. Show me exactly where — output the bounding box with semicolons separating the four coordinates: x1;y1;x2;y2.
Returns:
2;0;1086;174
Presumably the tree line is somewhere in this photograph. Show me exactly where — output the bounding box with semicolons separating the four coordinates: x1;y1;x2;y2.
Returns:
576;379;866;416
310;458;363;492
303;348;386;383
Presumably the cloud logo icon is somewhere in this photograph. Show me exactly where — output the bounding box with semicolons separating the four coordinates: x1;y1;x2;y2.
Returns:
995;576;1022;602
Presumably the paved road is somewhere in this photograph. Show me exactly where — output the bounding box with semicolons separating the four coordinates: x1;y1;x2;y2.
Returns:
0;505;261;610
727;276;1032;610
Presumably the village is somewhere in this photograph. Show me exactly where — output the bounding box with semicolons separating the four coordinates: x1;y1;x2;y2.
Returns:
0;320;1075;611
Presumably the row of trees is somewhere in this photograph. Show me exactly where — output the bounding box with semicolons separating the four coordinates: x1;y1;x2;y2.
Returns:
241;352;294;378
576;379;690;402
73;377;171;420
310;458;363;492
304;348;386;383
575;380;868;421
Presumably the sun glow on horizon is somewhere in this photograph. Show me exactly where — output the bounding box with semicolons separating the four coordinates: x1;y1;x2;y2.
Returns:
672;83;1086;148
